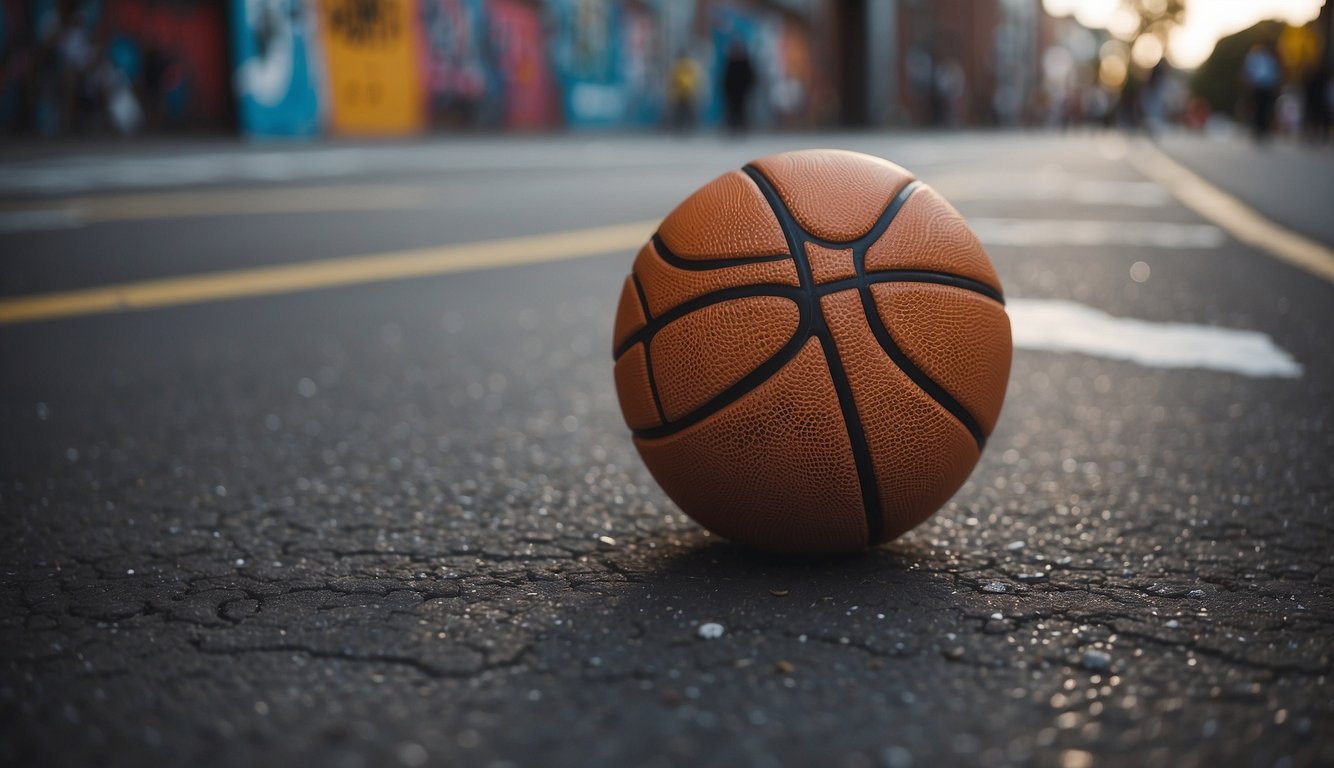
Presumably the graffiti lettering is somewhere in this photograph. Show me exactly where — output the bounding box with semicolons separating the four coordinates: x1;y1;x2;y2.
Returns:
327;0;401;46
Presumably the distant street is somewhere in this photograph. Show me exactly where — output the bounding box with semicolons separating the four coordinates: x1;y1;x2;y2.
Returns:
2;131;1331;767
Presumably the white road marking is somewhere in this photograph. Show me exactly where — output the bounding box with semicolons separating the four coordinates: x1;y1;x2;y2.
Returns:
971;219;1225;248
930;176;1171;206
1008;299;1302;378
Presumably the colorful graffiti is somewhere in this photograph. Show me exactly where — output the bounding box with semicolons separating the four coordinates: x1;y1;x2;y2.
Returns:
319;0;423;135
1;0;229;135
231;0;323;137
617;3;658;125
417;0;495;128
6;0;823;137
549;0;659;128
487;0;555;129
706;4;815;130
105;0;229;128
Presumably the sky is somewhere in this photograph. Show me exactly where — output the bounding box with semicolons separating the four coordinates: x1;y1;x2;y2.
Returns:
1042;0;1326;68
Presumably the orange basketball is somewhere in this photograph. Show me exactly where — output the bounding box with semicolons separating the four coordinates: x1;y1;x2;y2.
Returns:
612;149;1011;554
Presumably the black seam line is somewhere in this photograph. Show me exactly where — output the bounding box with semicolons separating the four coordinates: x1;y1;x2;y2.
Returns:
642;338;669;425
745;163;990;452
614;284;802;362
630;273;653;320
737;176;926;251
630;274;668;425
852;221;988;452
743;164;885;546
651;234;791;270
611;269;1002;362
813;327;885;544
631;332;810;440
629;166;993;498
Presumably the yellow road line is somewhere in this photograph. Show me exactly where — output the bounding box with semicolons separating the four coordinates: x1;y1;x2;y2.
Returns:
1130;140;1334;285
0;184;434;224
0;219;657;326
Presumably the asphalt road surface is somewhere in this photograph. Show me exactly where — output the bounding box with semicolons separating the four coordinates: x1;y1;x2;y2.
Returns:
1;132;1331;768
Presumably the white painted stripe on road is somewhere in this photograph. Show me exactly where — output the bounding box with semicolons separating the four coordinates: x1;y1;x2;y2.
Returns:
1129;140;1334;285
1009;299;1302;378
930;176;1171;206
970;218;1224;248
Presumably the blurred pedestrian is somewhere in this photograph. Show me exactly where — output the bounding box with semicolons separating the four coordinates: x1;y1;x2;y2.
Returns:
1242;42;1281;143
1301;61;1329;143
668;49;701;134
722;39;755;136
1140;59;1168;135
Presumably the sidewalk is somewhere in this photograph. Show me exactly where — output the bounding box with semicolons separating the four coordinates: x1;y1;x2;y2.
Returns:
1154;131;1334;247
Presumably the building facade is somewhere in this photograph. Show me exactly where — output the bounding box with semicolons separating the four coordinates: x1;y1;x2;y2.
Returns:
0;0;1050;137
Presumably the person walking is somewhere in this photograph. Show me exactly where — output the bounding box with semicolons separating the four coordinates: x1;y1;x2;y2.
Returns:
668;49;701;134
1243;42;1281;143
722;39;755;136
1301;61;1329;143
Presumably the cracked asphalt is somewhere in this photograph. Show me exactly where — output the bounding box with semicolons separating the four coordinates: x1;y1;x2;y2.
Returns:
1;133;1331;767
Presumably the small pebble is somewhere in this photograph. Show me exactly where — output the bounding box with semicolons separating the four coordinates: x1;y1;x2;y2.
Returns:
1081;649;1112;672
982;581;1008;593
774;660;795;675
943;646;965;661
768;588;790;597
697;622;724;640
882;746;913;768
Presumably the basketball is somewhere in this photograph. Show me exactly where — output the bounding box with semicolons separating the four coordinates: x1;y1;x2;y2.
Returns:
612;149;1011;554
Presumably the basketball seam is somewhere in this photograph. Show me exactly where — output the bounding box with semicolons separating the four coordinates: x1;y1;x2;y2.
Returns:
631;308;812;439
813;317;884;545
739;169;991;450
626;167;1002;541
652;234;791;270
744;165;885;545
631;274;669;425
613;270;1000;362
626;173;1003;439
853;241;989;452
631;273;654;321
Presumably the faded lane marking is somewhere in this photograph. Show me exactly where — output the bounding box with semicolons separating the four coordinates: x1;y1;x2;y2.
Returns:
928;175;1171;207
1009;298;1302;378
1130;140;1334;285
0;184;434;231
969;218;1224;248
0;219;658;326
0;209;82;233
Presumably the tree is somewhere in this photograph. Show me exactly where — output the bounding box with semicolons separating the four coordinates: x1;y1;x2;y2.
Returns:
1191;20;1285;115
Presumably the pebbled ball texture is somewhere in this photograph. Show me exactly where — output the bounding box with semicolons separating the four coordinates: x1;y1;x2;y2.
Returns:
612;149;1012;554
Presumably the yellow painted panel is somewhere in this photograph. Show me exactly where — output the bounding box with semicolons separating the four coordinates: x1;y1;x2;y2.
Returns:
320;0;424;135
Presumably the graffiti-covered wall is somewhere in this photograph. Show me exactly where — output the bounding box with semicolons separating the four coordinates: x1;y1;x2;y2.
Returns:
550;0;660;128
228;0;827;137
231;0;323;137
1;0;829;137
1;0;230;135
319;0;424;134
